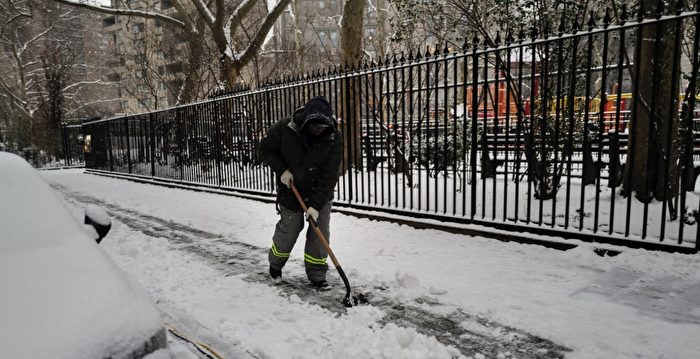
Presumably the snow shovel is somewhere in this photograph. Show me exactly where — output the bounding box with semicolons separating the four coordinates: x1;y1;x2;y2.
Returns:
290;183;368;307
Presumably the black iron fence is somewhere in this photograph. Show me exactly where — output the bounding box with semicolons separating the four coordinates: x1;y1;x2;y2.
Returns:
78;6;700;253
60;123;85;167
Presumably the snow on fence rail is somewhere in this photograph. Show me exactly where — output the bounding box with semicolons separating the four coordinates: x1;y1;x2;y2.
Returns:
72;8;700;253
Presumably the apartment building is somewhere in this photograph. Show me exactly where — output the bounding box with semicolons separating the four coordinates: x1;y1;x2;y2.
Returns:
103;0;181;114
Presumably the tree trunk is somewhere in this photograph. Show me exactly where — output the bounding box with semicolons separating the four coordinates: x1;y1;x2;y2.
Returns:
339;0;365;171
292;0;303;73
179;34;204;103
624;1;681;202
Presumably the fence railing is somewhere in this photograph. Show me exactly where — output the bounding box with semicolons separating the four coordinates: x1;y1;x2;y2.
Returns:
77;7;700;253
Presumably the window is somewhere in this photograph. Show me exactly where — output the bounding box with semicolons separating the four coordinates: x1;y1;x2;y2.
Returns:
330;31;338;47
132;23;144;33
319;0;324;9
102;16;116;27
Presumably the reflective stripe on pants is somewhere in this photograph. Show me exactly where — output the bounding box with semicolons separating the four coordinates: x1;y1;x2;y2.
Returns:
268;201;331;282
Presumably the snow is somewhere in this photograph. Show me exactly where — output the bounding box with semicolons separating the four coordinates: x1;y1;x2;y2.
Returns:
41;168;700;359
85;203;111;226
0;153;164;359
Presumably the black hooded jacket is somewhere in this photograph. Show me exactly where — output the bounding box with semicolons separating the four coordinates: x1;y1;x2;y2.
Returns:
259;107;343;211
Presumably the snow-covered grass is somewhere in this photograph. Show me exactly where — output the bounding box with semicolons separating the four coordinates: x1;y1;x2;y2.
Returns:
109;153;700;247
44;169;700;359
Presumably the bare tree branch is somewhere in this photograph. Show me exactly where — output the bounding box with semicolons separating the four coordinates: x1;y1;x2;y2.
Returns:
227;0;258;37
190;0;215;27
51;0;187;29
235;0;292;64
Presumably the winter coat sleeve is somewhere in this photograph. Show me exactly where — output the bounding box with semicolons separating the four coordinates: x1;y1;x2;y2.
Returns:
308;131;344;209
258;119;289;176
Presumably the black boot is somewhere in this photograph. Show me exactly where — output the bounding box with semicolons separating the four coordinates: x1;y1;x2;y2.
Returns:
309;279;329;290
269;266;282;279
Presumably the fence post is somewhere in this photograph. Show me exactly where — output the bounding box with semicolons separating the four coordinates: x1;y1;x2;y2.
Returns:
107;122;114;171
150;113;156;177
470;37;479;220
61;123;70;166
214;102;222;186
124;118;132;173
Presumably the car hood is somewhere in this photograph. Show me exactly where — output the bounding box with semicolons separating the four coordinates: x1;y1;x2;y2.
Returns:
0;152;164;359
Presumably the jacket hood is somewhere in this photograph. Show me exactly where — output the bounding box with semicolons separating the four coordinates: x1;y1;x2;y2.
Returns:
290;107;338;139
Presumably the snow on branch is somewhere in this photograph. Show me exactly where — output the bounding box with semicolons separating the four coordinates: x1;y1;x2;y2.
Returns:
190;0;216;27
51;0;186;29
227;0;258;37
62;80;117;93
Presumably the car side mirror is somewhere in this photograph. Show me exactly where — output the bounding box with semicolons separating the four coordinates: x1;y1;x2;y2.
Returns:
84;204;112;244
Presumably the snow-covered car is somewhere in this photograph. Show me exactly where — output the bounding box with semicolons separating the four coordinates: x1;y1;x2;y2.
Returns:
0;152;169;359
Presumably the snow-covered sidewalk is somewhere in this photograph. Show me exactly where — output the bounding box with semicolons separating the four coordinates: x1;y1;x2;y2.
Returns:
44;169;700;359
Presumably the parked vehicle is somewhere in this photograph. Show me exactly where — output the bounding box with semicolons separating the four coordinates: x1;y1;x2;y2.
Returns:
0;152;169;359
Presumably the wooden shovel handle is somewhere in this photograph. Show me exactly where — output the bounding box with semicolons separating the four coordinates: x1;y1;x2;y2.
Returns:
289;183;341;268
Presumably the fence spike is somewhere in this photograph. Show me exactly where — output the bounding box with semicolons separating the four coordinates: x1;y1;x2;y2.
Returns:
558;17;566;35
407;48;414;61
543;21;551;38
637;1;646;21
588;11;596;29
506;30;514;44
675;0;684;15
620;4;628;23
391;52;397;64
603;7;612;27
655;1;665;18
572;18;581;32
425;45;432;57
443;42;450;54
400;51;406;62
462;37;469;50
494;32;501;46
472;33;480;49
530;26;538;39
